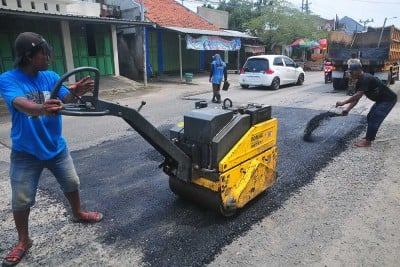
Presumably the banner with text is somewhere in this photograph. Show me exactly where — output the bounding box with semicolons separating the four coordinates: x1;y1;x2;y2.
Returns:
186;35;241;51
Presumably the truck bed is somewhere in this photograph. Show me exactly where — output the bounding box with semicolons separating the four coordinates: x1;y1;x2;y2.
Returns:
328;26;400;64
329;47;389;64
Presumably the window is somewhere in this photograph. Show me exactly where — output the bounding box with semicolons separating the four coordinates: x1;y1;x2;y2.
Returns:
31;1;35;9
2;0;7;7
244;59;269;72
44;3;48;10
17;0;21;8
273;57;284;66
283;57;295;67
56;4;60;12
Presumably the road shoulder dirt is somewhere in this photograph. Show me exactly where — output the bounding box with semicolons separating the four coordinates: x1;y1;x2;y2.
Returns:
209;99;400;266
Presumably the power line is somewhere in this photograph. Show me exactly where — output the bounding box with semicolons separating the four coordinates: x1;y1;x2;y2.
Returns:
350;0;400;4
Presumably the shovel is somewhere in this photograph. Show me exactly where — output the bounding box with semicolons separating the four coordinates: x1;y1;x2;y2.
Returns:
303;107;344;142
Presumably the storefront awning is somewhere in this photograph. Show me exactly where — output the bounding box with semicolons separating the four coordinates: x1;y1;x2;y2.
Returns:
244;45;265;54
163;26;256;38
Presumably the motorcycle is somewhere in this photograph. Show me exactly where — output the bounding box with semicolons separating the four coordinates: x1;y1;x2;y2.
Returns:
324;61;333;83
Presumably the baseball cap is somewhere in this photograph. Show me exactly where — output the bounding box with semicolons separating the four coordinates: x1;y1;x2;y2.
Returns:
348;62;362;72
14;32;51;65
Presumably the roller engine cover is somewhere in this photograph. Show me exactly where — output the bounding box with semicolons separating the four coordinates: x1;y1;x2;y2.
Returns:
169;105;272;173
184;108;234;143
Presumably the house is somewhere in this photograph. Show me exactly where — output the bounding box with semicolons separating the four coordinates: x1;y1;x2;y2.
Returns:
0;0;261;83
338;16;364;34
0;0;151;82
115;0;258;81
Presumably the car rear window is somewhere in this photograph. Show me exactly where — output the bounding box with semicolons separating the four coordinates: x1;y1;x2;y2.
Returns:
243;59;269;72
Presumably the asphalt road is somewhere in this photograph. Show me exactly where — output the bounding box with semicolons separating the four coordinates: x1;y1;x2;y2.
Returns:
1;71;399;266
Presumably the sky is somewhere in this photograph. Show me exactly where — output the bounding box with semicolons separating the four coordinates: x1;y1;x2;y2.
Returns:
179;0;400;29
287;0;400;28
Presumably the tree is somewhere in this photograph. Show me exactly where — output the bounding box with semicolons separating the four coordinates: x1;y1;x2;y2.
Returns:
245;0;325;51
217;0;326;51
216;0;256;31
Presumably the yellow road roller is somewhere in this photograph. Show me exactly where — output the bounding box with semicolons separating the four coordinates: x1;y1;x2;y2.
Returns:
51;67;278;216
168;102;278;216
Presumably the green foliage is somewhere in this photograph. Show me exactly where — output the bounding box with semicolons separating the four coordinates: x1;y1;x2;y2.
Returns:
216;0;256;31
217;0;327;51
202;3;214;9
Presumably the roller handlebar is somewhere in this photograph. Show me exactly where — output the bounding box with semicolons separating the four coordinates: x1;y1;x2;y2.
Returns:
50;67;100;99
50;67;109;116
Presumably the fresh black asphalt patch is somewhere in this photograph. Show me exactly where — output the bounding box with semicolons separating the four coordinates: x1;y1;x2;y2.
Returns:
303;111;343;142
36;106;365;266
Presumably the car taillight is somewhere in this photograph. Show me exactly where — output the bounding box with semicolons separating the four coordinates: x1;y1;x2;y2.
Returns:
240;68;245;74
266;69;274;74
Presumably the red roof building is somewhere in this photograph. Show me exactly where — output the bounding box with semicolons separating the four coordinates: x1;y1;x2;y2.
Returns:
124;0;256;80
137;0;220;31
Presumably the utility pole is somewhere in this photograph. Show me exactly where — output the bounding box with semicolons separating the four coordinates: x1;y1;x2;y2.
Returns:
305;0;309;14
378;17;397;48
141;0;147;87
301;0;310;14
359;18;374;31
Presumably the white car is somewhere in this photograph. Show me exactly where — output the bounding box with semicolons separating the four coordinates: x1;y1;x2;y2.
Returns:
239;55;305;90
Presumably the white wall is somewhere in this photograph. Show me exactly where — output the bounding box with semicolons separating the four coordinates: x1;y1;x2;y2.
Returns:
0;0;103;17
66;2;101;17
197;7;228;29
0;0;69;13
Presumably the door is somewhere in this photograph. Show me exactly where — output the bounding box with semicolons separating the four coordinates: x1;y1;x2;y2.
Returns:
0;18;66;75
283;57;297;83
70;23;114;78
272;57;287;84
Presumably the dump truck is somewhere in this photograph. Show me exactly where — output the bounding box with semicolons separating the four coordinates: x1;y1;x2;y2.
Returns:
328;25;400;90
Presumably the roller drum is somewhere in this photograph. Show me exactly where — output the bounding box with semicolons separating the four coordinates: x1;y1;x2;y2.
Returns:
169;176;223;212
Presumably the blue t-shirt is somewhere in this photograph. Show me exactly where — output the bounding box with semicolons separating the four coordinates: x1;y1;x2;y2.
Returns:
211;60;226;84
0;69;70;160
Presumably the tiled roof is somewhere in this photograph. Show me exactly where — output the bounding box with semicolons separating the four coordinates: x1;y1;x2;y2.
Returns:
138;0;220;31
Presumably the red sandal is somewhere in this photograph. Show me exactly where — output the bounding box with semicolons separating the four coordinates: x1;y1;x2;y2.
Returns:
73;211;103;223
2;241;32;266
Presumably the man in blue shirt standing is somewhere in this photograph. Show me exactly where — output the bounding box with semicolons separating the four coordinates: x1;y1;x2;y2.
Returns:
0;32;103;266
209;54;228;103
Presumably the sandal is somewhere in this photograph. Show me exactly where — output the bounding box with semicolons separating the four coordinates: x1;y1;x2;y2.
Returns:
355;140;371;147
2;240;33;266
73;211;103;223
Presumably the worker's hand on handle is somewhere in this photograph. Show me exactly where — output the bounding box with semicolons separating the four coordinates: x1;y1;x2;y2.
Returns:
341;109;349;116
335;101;349;116
69;75;94;96
335;100;345;107
42;99;63;116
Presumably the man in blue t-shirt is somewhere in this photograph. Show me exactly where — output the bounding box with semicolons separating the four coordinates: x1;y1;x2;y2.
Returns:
209;54;228;103
0;32;103;266
336;63;397;147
